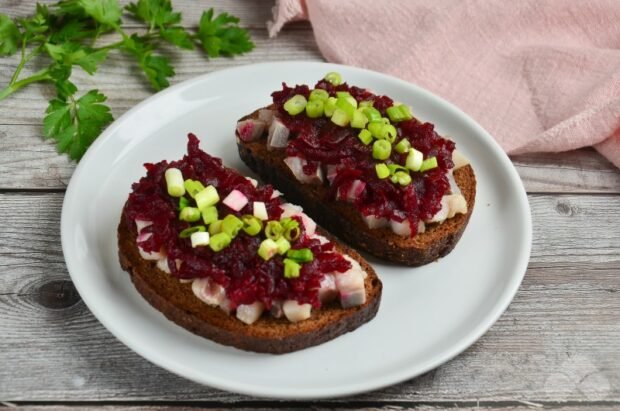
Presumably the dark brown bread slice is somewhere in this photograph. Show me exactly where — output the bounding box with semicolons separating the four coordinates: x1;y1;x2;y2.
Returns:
237;108;476;266
118;209;382;354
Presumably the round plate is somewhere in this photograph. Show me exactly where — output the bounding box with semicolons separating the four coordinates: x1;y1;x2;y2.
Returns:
61;62;532;399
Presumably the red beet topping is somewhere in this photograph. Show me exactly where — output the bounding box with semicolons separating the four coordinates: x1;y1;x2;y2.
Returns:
271;80;455;234
124;134;351;310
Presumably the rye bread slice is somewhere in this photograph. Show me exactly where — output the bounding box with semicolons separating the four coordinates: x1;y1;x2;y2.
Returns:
118;207;382;354
236;107;476;266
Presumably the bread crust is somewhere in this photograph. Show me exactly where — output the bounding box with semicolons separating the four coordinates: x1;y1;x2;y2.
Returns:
118;207;382;354
237;108;476;266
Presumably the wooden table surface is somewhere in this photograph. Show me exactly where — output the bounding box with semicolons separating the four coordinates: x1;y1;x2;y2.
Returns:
1;1;619;410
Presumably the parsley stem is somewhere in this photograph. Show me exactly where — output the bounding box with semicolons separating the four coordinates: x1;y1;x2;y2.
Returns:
10;44;44;86
0;68;51;102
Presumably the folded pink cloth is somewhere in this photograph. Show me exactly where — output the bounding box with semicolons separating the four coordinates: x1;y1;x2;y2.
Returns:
269;0;620;168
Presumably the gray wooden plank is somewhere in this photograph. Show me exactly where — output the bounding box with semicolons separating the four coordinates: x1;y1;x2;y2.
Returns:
0;193;618;401
0;28;323;126
0;0;277;29
3;405;620;411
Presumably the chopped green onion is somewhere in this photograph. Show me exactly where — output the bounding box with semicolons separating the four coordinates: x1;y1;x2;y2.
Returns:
387;164;408;175
184;179;205;199
420;156;438;172
357;129;373;145
362;107;382;123
179;225;205;238
405;148;424;171
392;171;412;186
384;124;397;143
386;104;413;122
367;122;384;138
209;232;232;252
309;89;329;102
179;196;190;211
222;214;243;238
372;139;392;160
324;71;343;86
359;100;374;108
275;237;291;255
283;94;308;116
195;185;219;210
201;205;218;225
375;163;390;179
190;231;210;248
286;248;314;263
305;100;324;118
336;92;357;108
265;220;283;240
258;238;279;260
336;91;352;98
351;109;369;129
241;215;263;236
284;224;301;242
331;109;350;127
208;219;223;235
395;139;411;154
165;168;185;197
179;207;201;222
280;217;293;227
382;117;391;125
283;258;301;279
324;97;337;117
335;96;356;118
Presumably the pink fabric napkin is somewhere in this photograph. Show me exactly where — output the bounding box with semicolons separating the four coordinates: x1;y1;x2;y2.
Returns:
268;0;620;168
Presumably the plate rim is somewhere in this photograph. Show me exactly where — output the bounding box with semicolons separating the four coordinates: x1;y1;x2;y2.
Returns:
61;61;532;399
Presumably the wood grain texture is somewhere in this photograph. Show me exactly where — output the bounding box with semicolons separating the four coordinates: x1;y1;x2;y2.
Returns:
0;193;618;402
3;406;620;411
0;0;278;28
0;28;322;126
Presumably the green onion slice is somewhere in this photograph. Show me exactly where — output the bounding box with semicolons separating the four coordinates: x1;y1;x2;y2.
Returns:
283;94;308;116
179;225;205;238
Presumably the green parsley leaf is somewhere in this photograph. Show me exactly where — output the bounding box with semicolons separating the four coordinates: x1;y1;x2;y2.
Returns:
126;0;180;29
160;27;194;50
45;42;108;75
123;34;174;90
78;0;122;27
0;14;21;56
197;9;254;58
44;89;113;160
49;63;78;100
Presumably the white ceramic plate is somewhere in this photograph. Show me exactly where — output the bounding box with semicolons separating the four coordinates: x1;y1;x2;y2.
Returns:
61;62;531;399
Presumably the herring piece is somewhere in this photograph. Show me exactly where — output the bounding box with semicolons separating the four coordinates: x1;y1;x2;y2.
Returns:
418;220;426;234
452;150;470;170
192;277;227;306
253;201;269;220
236;301;265;325
446;194;468;218
135;219;152;232
283;156;324;185
236;119;266;142
338;179;366;203
245;176;258;187
267;118;290;149
156;257;171;274
335;263;366;308
137;231;152;243
258;108;275;125
138;246;164;261
426;196;450;224
282;300;312;323
318;274;338;303
390;218;412;237
363;214;389;229
223;189;249;211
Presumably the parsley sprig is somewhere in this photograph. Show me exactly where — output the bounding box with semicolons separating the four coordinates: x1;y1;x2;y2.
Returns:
0;0;254;160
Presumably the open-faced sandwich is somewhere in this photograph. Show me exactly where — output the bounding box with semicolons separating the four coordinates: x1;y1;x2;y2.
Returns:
118;134;382;353
236;72;476;266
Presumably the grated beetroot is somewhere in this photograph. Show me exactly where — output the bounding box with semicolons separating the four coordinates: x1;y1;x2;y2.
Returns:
271;80;456;234
124;134;351;310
